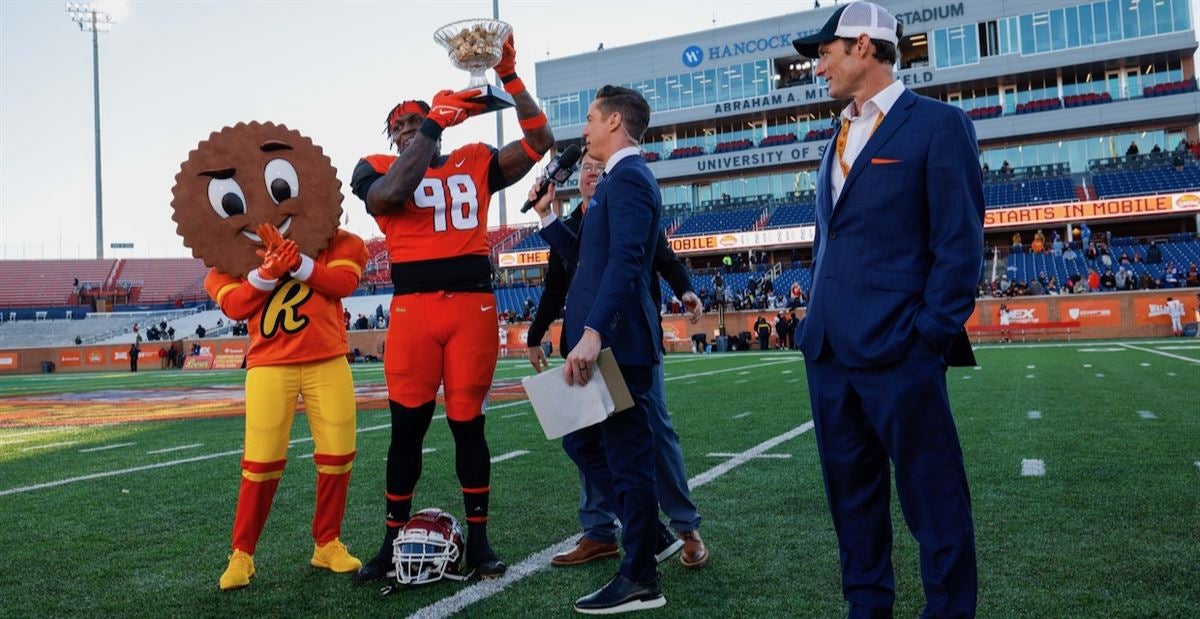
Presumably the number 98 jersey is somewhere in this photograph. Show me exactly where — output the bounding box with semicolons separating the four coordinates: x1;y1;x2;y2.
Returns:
353;143;500;266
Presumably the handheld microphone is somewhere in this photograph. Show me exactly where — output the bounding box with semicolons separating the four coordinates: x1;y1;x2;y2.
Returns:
521;144;584;213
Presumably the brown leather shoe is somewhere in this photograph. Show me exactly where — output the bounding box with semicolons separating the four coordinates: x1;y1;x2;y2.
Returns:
678;530;708;568
550;537;619;567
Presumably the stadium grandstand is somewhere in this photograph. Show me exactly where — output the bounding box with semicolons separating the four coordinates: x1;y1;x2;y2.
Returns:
2;0;1199;361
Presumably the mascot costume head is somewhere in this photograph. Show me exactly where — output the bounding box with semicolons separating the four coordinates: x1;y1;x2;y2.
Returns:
171;122;342;277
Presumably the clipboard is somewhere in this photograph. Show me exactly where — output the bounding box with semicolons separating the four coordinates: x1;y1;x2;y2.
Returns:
521;348;634;440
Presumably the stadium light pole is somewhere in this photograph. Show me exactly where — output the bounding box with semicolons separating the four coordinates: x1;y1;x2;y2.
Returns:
65;2;117;260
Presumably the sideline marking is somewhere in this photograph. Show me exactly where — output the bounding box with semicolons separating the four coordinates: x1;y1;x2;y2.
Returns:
408;422;816;619
1137;410;1157;420
734;379;749;384
732;412;753;419
501;412;527;419
1027;411;1042;420
1119;343;1200;364
79;442;135;453
147;443;202;455
19;441;77;452
1021;459;1045;477
490;450;529;464
1157;345;1200;350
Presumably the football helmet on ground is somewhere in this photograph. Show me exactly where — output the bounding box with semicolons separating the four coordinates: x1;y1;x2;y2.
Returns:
392;508;469;585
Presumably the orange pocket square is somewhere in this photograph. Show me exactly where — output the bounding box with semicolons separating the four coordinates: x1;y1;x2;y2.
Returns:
871;158;902;165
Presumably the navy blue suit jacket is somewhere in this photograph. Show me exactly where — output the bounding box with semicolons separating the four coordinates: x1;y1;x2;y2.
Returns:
540;154;663;367
799;88;984;368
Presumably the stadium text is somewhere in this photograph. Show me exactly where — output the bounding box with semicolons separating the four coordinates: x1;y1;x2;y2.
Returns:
894;3;965;26
982;194;1198;229
695;145;825;172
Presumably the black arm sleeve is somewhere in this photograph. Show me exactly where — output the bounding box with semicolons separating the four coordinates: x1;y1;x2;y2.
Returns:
653;229;693;299
351;159;383;204
485;146;509;192
527;245;569;347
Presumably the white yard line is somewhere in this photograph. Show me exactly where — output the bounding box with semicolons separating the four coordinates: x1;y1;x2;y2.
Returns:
407;421;815;619
0;426;81;440
1137;410;1157;420
146;443;203;455
706;452;791;459
1021;459;1045;477
489;450;529;464
78;442;135;453
732;412;753;419
1119;343;1200;364
1027;411;1042;420
1;422;395;497
19;441;77;452
501;412;527;419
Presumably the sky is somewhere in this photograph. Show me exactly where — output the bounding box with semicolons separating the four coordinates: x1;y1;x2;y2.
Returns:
0;0;804;260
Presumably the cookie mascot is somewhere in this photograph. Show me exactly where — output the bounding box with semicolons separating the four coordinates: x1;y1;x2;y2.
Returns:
171;122;368;590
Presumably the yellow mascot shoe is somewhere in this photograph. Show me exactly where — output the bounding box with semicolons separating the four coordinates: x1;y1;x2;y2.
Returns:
219;550;255;590
311;538;362;573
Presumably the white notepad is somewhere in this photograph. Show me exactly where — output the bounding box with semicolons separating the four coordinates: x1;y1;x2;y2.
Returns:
521;348;633;440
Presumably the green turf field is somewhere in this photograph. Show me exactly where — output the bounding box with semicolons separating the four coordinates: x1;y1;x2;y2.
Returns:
1;341;1197;617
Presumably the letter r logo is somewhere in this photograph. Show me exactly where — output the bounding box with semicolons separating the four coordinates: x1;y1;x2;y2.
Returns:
682;45;704;68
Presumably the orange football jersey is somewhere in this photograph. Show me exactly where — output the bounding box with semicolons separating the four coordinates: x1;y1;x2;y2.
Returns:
204;229;368;368
360;143;496;265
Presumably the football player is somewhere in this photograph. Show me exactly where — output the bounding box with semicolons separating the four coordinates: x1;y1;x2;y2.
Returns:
350;31;553;582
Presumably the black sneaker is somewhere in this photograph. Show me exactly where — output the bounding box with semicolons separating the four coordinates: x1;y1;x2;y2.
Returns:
574;573;665;614
654;522;684;563
351;550;393;585
467;543;508;580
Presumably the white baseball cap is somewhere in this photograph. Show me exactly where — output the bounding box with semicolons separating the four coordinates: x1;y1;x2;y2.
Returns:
793;1;900;59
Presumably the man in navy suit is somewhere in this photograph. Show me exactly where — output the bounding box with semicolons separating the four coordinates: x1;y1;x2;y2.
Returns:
793;3;983;617
528;85;666;614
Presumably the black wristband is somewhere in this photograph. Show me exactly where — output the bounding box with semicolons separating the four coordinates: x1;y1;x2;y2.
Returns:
419;118;444;141
500;72;519;84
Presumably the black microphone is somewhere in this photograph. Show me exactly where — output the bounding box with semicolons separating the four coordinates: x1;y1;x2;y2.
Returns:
521;144;584;213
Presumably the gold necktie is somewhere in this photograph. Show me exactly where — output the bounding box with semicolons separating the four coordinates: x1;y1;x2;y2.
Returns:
836;113;885;177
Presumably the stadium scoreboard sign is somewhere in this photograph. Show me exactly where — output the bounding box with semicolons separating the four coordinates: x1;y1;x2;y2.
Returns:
983;192;1200;230
496;225;816;267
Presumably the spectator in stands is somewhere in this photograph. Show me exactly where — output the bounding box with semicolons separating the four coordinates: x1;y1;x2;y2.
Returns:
1125;141;1139;160
523;298;535;320
1164;262;1180;287
354;314;370;330
1140;272;1155;289
1186;263;1199;287
1176;137;1190;152
788;282;805;309
1031;230;1045;253
1119;251;1131;265
1087;269;1100;292
1100;269;1117;291
1011;232;1023;249
999;274;1011;295
1147;240;1162;264
1081;223;1092;249
1099;247;1113;268
343;308;351;330
721;255;732;271
1114;267;1130;291
195;324;206;338
1132;250;1143;264
159;319;168;332
981;162;989;175
1028;278;1044;296
1173;151;1186;171
74;335;82;346
1151;144;1162;154
167;326;176;339
1047;276;1060;295
376;315;387;329
1062;245;1077;261
1000;160;1012;176
1051;231;1063;256
1085;243;1098;261
1073;275;1087;294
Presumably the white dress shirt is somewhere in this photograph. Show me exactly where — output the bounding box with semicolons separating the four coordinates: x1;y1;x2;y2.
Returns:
831;79;906;205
